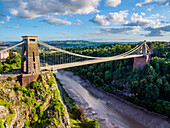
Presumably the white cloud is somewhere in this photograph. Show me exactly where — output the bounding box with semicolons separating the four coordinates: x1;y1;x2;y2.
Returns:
74;19;83;25
124;13;160;28
144;24;170;36
7;24;20;28
41;16;71;26
6;16;11;22
122;13;170;37
106;0;121;7
5;0;100;19
149;13;160;18
9;9;18;15
107;10;128;24
0;21;5;24
141;12;146;16
147;8;152;11
136;0;169;7
90;10;128;26
99;26;140;34
147;6;154;11
59;32;72;35
90;14;110;26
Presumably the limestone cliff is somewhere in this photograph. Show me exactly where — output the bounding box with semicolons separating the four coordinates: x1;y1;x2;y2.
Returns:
0;73;70;128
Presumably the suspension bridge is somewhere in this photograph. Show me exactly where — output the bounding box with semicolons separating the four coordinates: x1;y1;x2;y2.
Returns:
0;36;151;86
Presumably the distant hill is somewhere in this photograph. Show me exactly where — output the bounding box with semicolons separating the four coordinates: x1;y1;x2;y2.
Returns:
0;40;138;48
43;40;138;47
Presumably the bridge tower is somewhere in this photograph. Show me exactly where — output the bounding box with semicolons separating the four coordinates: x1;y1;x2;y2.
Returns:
21;36;40;74
133;40;150;69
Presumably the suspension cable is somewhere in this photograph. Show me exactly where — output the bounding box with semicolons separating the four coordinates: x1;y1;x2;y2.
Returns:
0;41;24;54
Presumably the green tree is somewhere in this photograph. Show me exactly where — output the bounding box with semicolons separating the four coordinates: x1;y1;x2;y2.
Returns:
0;62;3;73
104;71;112;83
82;118;100;128
130;81;138;96
5;54;21;64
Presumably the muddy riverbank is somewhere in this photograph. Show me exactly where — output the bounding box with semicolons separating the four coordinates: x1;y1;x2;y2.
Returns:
54;70;170;128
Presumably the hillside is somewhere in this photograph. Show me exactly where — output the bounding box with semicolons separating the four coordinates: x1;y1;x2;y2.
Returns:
0;72;70;128
67;41;170;118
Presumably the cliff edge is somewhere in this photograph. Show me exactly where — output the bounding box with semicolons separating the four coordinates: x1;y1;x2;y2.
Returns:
0;72;70;128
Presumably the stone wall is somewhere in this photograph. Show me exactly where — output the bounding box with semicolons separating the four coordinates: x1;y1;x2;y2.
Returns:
0;71;51;87
0;74;21;81
21;73;40;87
0;74;39;87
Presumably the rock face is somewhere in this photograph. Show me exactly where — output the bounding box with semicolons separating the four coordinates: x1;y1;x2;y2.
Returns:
0;73;70;128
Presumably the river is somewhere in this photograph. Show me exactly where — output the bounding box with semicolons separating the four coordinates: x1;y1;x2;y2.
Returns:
54;70;170;128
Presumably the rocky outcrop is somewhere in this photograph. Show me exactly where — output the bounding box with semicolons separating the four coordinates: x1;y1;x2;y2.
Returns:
0;73;70;128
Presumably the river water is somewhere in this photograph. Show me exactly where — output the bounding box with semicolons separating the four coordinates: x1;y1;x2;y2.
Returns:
54;71;149;128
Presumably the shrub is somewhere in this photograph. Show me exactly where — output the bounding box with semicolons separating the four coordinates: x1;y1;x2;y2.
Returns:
81;118;100;128
24;118;30;128
0;118;4;128
47;79;54;87
30;81;40;89
32;114;38;123
14;83;22;91
5;117;10;125
0;99;12;107
9;108;15;114
70;105;85;122
7;77;13;81
23;97;33;106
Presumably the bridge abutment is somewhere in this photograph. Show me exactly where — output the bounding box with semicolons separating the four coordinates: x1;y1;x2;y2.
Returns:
133;40;151;69
133;55;150;69
21;74;40;87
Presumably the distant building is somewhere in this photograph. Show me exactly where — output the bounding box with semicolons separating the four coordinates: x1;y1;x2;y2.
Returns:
0;51;9;60
38;49;43;53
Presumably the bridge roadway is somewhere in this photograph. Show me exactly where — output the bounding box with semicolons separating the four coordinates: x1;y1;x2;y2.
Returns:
41;54;144;70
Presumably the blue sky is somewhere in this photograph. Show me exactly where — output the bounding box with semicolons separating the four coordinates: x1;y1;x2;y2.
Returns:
0;0;169;42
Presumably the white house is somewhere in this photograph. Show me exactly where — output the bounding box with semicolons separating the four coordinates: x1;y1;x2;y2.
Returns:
0;51;9;60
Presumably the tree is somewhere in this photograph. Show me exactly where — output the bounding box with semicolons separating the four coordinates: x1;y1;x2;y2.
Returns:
5;54;21;64
163;82;170;101
94;76;101;86
0;62;3;73
3;64;12;72
81;118;100;128
130;81;138;96
70;105;85;122
104;71;112;83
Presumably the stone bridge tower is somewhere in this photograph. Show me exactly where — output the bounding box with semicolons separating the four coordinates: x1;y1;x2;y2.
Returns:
133;40;150;69
21;36;40;74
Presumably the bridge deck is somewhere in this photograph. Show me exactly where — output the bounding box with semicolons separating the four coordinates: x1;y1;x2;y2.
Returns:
41;54;144;70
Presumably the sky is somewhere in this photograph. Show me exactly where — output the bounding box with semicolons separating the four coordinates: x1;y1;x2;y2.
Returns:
0;0;169;42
